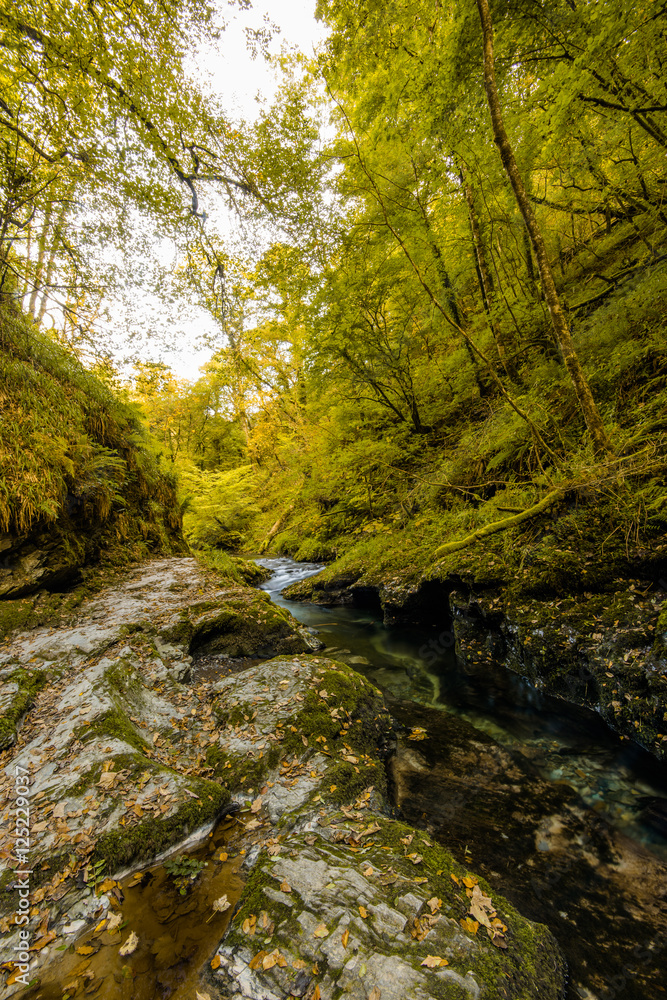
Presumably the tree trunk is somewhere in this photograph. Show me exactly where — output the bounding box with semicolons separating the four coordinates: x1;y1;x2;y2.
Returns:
475;0;612;454
28;200;54;317
36;187;73;324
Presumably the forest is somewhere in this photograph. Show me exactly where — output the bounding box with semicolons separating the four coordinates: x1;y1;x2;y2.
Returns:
1;1;667;997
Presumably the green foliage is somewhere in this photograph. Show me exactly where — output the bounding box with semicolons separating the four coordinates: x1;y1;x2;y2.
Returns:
181;465;260;551
0;301;184;566
163;854;207;895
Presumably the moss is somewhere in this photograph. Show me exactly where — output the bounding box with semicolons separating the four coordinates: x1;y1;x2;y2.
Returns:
91;779;230;873
76;709;149;752
226;853;295;943
204;742;281;791
0;667;47;750
361;817;565;1000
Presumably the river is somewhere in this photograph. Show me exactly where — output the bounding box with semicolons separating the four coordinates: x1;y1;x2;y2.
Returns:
256;556;667;1000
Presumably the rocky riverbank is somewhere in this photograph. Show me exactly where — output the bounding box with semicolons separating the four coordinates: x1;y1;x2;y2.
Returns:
0;557;566;999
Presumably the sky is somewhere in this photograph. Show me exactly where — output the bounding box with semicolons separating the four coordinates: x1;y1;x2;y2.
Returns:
143;0;328;383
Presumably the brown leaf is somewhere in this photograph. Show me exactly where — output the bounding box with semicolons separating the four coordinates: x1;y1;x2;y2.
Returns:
248;951;267;971
421;955;449;968
369;989;382;1000
426;897;442;913
341;927;350;948
280;880;291;893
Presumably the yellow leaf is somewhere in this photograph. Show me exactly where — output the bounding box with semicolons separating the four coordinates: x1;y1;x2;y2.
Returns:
460;917;480;934
262;954;276;970
341;928;350;948
450;873;460;885
280;880;291;893
313;924;329;938
292;959;307;970
329;784;337;793
211;955;221;970
421;955;449;968
313;987;321;1000
358;906;368;919
461;876;477;889
75;945;95;956
248;951;267;970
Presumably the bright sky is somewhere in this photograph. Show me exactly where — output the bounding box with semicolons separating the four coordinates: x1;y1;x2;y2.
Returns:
149;0;327;383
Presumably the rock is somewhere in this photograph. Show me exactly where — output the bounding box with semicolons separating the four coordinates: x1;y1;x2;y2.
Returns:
0;557;566;1000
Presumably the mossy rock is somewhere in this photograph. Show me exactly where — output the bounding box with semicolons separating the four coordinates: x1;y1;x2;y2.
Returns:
0;667;47;750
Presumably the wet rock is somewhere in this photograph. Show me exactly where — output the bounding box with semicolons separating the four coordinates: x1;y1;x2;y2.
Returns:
450;587;667;763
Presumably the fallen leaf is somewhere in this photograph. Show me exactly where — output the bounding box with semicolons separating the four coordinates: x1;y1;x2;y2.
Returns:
76;945;95;956
280;880;291;893
450;873;460;886
460;917;479;935
196;992;211;1000
251;796;263;814
427;897;442;913
118;931;138;956
421;955;449;968
312;987;321;1000
461;876;477;889
249;951;267;970
369;989;381;1000
313;923;329;938
292;959;307;970
262;954;276;970
211;955;221;970
358;906;368;919
107;912;122;931
341;928;350;948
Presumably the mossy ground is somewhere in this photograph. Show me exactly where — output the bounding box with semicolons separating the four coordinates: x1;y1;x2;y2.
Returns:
0;301;187;605
0;667;47;749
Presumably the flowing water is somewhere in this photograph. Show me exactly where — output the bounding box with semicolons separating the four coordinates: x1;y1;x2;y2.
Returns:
256;556;667;1000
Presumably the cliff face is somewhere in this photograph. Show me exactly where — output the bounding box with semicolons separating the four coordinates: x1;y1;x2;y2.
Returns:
0;304;186;612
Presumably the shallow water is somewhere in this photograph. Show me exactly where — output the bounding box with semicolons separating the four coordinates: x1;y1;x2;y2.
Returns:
22;813;246;1000
256;556;667;1000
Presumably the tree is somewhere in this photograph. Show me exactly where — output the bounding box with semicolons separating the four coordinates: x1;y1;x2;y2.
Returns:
475;0;612;453
0;0;259;323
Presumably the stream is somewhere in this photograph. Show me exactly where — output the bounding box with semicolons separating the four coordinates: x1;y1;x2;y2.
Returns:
256;556;667;1000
